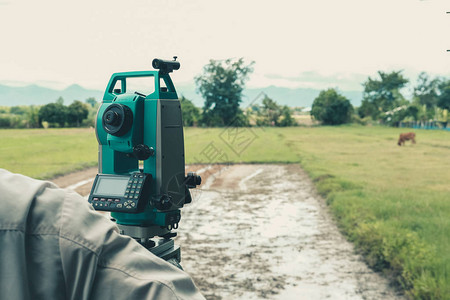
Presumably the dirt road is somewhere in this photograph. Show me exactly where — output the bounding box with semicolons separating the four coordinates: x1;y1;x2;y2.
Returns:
52;164;405;300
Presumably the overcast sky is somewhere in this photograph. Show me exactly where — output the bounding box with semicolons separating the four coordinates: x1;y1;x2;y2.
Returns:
0;0;449;91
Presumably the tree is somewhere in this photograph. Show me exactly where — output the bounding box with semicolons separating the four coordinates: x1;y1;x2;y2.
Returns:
56;96;64;105
257;95;282;126
195;58;254;127
413;72;439;109
39;103;67;127
0;115;11;128
358;99;378;119
10;106;28;115
67;100;89;127
360;71;408;118
382;105;409;127
311;88;353;125
180;96;200;126
85;97;97;108
279;105;295;127
25;105;40;128
437;79;450;110
255;95;295;126
405;105;420;121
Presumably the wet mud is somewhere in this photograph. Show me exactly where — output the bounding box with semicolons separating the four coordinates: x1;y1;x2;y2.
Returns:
177;164;405;300
52;164;405;300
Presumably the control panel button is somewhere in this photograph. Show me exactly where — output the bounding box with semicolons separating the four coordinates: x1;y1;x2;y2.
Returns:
89;172;152;213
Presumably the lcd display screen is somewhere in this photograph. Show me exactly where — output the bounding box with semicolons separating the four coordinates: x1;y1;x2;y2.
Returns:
94;176;129;196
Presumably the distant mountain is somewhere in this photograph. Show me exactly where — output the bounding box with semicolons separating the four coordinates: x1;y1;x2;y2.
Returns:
0;84;103;106
176;84;363;108
0;83;363;108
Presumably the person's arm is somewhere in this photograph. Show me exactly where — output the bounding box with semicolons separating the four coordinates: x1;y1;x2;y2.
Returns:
57;189;204;300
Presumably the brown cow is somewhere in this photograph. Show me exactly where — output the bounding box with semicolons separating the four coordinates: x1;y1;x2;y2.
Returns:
398;132;416;146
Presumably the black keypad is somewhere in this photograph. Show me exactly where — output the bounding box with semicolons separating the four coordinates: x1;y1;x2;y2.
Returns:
90;172;150;213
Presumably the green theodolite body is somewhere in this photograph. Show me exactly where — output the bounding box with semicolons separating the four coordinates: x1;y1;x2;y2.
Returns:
95;70;187;228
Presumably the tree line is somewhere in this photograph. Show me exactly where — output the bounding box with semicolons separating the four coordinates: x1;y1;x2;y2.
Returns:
191;58;450;128
180;93;296;128
311;71;450;127
0;97;98;129
3;58;448;129
0;58;295;129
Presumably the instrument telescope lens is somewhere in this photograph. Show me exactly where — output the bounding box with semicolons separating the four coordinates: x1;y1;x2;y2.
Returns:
104;110;120;125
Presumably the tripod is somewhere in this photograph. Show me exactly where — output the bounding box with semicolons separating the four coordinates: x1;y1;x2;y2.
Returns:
117;223;182;269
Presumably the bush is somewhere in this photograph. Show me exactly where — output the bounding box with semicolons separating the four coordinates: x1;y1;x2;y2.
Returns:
311;89;353;125
39;103;67;127
0;114;25;128
351;114;371;125
180;96;201;126
0;114;11;128
67;100;89;127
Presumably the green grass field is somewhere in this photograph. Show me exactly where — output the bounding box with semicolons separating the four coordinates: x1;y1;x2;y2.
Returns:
0;128;98;179
185;126;450;298
1;126;449;298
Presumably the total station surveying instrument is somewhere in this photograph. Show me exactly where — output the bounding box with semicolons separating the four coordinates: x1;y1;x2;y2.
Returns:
88;57;201;265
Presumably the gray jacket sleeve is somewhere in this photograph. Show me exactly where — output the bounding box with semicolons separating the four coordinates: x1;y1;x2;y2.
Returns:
0;169;205;300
